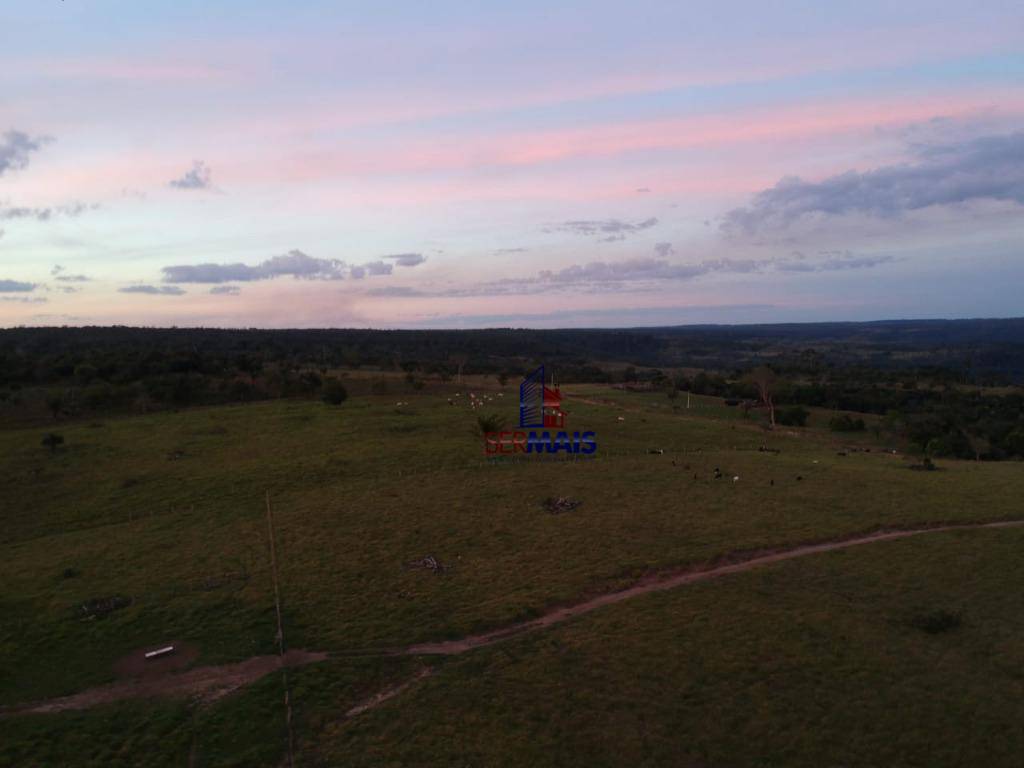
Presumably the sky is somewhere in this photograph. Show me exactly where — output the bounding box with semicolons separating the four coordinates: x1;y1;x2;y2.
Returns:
1;1;1022;329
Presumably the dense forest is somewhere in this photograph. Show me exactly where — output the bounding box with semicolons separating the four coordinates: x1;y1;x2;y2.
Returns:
1;319;1022;460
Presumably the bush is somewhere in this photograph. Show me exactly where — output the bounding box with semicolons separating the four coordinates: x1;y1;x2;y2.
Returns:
42;432;64;452
228;379;255;402
829;414;866;432
475;413;507;437
910;609;961;634
298;370;322;392
45;393;64;420
1005;428;1024;458
322;378;348;405
776;406;809;427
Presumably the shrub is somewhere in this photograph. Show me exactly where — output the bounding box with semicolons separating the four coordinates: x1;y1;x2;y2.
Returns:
74;363;97;385
910;609;961;634
829;414;866;432
83;382;115;410
1005;428;1024;458
777;406;810;427
45;393;64;420
76;595;131;620
322;378;348;405
475;413;507;437
298;370;322;391
42;433;64;452
228;379;255;402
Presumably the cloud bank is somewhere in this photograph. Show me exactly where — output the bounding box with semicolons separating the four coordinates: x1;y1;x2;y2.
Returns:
163;249;427;284
368;251;894;299
0;202;96;222
169;160;214;190
119;284;187;295
51;265;91;282
547;217;659;241
385;253;427;267
163;250;346;283
0;279;38;292
723;131;1024;236
0;130;50;176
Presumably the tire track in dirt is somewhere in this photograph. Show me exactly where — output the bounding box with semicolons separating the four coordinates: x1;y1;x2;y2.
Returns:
398;519;1024;655
344;668;433;718
6;519;1023;716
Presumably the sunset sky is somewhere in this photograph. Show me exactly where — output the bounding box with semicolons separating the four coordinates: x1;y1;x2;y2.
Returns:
2;1;1022;328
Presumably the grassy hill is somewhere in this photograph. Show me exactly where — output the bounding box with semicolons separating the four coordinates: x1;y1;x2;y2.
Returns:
2;379;1022;766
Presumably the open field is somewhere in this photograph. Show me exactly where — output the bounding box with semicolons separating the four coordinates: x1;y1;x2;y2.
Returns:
2;381;1023;766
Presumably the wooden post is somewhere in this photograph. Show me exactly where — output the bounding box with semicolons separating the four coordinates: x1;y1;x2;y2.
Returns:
265;492;295;768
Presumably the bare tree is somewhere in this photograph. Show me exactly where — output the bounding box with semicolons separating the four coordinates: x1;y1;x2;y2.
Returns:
964;427;989;461
748;367;778;429
450;353;469;385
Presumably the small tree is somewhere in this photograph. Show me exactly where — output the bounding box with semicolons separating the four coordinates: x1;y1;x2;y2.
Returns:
74;363;97;386
748;367;778;428
46;393;63;420
965;429;990;462
235;354;262;385
321;378;348;405
450;353;469;384
475;413;507;437
42;433;64;453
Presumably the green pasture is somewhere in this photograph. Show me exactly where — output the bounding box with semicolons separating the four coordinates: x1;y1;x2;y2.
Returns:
2;383;1022;766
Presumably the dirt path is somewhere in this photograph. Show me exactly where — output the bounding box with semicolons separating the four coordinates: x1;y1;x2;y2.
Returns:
7;519;1023;716
344;668;433;718
399;519;1024;655
6;649;327;715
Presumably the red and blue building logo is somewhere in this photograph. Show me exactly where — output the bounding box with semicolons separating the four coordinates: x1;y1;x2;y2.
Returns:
484;365;597;454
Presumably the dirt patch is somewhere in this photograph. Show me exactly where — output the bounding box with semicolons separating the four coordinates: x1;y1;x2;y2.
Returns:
4;649;328;716
10;518;1024;717
112;641;201;680
345;668;432;718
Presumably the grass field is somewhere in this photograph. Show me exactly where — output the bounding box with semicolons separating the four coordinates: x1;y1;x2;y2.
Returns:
2;379;1022;766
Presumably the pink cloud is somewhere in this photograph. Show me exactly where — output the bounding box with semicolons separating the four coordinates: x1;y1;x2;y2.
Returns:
269;90;1024;180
